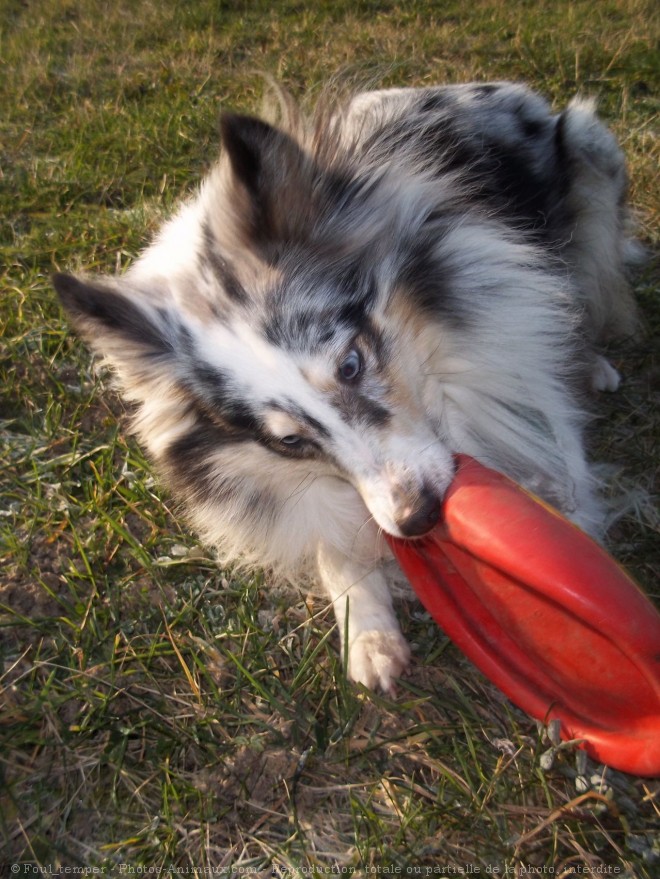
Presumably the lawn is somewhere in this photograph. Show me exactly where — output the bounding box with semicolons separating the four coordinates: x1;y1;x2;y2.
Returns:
1;0;659;873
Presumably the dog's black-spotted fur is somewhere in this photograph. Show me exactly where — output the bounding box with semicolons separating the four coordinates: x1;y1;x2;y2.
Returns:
54;81;638;691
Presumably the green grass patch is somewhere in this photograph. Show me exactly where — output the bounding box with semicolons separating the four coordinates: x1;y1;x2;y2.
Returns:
1;0;659;872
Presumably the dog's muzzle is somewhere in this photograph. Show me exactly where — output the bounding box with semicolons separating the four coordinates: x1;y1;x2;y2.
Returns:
394;484;442;538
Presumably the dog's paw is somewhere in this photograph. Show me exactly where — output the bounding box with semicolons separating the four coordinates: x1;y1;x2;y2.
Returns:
347;629;411;694
591;355;621;392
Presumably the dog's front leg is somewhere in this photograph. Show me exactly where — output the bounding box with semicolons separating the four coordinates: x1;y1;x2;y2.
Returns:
316;540;411;694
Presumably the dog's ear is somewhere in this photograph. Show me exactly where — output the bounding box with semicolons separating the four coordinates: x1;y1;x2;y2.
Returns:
219;112;312;250
220;113;280;202
53;272;177;368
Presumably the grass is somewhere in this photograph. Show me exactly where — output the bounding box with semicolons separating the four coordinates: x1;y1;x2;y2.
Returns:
1;0;659;872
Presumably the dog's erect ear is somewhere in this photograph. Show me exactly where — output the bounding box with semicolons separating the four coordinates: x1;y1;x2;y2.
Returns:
219;112;312;249
220;113;280;202
53;272;176;364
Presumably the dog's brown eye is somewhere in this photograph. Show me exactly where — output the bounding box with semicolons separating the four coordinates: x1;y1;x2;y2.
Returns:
339;348;362;382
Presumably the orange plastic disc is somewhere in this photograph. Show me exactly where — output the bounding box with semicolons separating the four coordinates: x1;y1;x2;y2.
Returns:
387;455;660;776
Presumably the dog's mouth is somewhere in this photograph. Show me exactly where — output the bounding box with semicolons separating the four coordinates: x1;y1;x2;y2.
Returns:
354;446;455;541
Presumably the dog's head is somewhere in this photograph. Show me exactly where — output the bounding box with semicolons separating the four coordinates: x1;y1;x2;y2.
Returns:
54;110;462;547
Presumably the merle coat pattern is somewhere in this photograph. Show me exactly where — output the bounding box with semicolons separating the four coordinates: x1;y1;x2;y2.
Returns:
54;82;638;691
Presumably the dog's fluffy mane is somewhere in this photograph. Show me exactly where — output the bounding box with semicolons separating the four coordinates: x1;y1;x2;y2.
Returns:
54;81;638;584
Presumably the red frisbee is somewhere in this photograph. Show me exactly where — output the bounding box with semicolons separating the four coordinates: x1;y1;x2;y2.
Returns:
386;455;660;776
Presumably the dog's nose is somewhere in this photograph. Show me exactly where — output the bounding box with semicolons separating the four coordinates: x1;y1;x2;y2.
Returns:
395;486;442;537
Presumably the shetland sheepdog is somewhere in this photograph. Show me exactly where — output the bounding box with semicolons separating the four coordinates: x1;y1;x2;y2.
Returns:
54;81;638;692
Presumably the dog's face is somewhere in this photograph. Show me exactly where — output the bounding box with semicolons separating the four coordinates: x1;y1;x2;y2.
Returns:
54;262;455;540
54;110;459;545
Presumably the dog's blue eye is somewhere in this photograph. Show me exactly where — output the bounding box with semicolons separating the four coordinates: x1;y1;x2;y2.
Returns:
339;349;362;381
281;435;301;446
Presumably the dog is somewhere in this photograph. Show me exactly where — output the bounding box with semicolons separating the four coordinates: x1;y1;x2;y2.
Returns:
54;80;639;693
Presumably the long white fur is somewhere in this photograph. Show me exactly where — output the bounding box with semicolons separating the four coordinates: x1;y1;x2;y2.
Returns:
55;81;639;693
